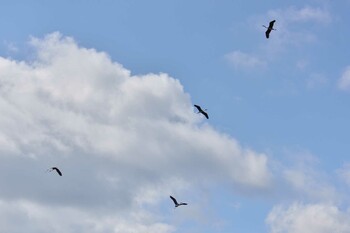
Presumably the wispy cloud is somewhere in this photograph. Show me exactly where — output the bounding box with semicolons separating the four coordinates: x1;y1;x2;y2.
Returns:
276;149;338;202
253;5;332;54
227;5;332;73
283;168;337;201
225;51;266;70
267;6;332;24
336;163;350;187
3;41;19;53
337;66;350;91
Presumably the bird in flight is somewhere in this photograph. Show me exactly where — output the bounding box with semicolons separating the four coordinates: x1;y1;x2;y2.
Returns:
263;20;276;39
170;195;188;208
194;104;209;119
47;167;62;176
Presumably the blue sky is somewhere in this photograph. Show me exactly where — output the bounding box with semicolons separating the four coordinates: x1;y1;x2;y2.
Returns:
1;0;350;233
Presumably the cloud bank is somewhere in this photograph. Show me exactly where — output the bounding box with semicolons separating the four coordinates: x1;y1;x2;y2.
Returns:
0;32;271;232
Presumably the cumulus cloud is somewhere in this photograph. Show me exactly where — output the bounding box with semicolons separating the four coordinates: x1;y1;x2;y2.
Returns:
266;203;350;233
337;66;350;90
0;32;271;232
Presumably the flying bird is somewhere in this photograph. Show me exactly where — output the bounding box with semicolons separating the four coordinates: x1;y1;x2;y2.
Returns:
47;167;62;176
194;104;209;119
263;20;276;38
170;196;187;208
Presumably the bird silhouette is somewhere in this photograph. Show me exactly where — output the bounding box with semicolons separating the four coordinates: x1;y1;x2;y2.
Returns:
194;104;209;119
47;167;62;176
263;20;276;39
170;195;187;208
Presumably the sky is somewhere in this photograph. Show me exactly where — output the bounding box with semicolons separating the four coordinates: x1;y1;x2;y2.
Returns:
0;0;350;232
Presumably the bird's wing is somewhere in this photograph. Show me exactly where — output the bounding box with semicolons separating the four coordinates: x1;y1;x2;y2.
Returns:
194;105;201;111
202;112;209;119
269;20;275;28
54;168;62;176
265;29;270;38
170;196;178;205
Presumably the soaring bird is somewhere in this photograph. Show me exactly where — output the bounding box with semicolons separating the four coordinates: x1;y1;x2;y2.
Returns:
48;167;62;176
263;20;276;38
170;196;187;208
194;104;209;119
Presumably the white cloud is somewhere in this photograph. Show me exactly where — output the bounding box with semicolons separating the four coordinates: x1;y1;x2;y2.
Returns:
250;6;332;55
0;200;174;233
0;32;272;232
268;6;331;24
270;149;339;203
338;66;350;91
283;168;337;201
232;6;332;70
225;51;266;70
266;203;350;233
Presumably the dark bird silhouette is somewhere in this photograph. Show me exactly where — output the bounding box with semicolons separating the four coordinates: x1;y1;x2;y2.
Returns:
263;20;276;38
194;104;209;119
170;196;187;208
48;167;62;176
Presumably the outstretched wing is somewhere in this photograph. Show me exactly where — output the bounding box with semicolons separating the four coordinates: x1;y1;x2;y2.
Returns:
269;20;275;28
170;196;178;205
53;167;62;176
265;29;271;38
202;111;209;119
180;203;188;206
194;104;201;111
